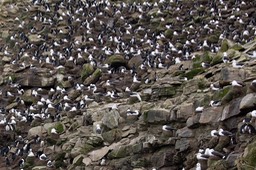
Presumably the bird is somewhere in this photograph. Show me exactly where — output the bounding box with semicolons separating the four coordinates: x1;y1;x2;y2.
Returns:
218;128;233;136
232;60;244;68
248;110;256;117
210;100;221;107
162;125;176;131
196;152;209;160
130;92;142;102
195;106;204;113
39;153;48;161
196;162;201;170
201;62;210;68
204;148;226;159
51;128;57;134
231;80;243;87
210;84;220;91
240;118;256;134
126;109;139;116
95;124;102;134
28;149;35;157
211;129;220;137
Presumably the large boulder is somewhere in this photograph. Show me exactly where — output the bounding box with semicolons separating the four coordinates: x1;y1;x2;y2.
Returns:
80;63;95;81
102;109;121;129
18;69;55;87
106;55;127;69
143;109;170;124
83;68;102;85
199;106;223;124
239;93;256;110
221;98;242;121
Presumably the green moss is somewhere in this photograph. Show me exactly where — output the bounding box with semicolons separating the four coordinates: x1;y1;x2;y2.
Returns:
202;51;212;63
221;87;246;104
164;29;173;39
238;140;256;170
212;86;231;100
184;68;204;79
55;122;64;134
207;35;219;44
46;137;57;145
80;144;94;154
208;160;229;170
220;39;229;52
210;54;223;66
106;55;126;65
83;68;102;85
232;44;244;51
197;79;207;89
193;16;202;23
108;145;129;159
131;157;149;168
21;95;37;105
87;136;104;146
102;129;122;143
81;64;94;81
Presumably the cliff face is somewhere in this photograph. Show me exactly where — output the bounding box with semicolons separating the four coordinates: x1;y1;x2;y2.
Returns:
0;0;256;169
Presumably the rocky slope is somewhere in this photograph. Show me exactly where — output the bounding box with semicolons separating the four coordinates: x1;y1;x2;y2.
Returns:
0;0;256;170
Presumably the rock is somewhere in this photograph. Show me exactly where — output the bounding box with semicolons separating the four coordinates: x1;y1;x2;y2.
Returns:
102;109;120;129
82;157;92;166
128;56;143;69
81;63;95;81
236;140;256;169
199;106;223;124
122;127;137;138
83;68;102;86
143;109;169;124
172;103;194;121
150;148;176;168
175;138;191;151
18;69;55;87
183;79;203;95
106;54;127;68
28;126;47;139
28;34;44;43
2;56;11;63
108;145;129;159
73;154;84;166
176;127;194;138
221;98;242;121
102;129;122;143
219;67;247;83
208;159;229;170
32;166;47;170
88;146;110;162
186;114;200;128
152;85;177;99
239;93;256;110
5;102;18;110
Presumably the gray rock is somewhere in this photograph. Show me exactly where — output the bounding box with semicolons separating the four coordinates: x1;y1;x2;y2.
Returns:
176;127;194;138
150;148;177;168
102;109;120;129
143;109;169;123
172;103;194;121
221;98;242;121
28;126;47;139
239;93;256;110
87;146;110;162
175;138;191;151
219;67;247;83
72;154;84;166
186;114;200;128
18;69;55;87
199;106;223;124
